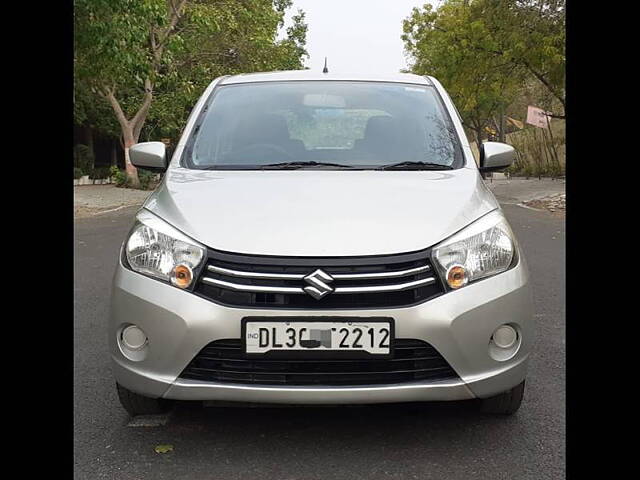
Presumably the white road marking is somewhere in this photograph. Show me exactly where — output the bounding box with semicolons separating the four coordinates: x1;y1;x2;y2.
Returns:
126;412;172;427
515;203;545;212
92;205;131;216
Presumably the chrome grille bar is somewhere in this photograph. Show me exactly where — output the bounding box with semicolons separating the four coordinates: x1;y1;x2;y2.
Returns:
207;265;305;280
332;265;430;280
334;277;435;293
200;276;435;295
201;277;304;294
206;264;429;281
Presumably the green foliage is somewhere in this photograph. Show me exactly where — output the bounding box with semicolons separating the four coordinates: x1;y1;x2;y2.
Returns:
73;144;95;175
138;169;155;190
402;0;565;144
109;166;156;189
472;0;565;113
75;0;309;154
75;0;167;103
141;1;309;142
74;168;84;180
403;1;524;144
74;80;121;138
111;168;128;187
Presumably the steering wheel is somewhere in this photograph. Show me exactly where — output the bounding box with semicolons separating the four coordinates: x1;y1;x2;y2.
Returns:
231;143;294;162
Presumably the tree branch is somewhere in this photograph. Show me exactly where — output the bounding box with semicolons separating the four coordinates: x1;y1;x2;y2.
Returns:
103;86;130;132
426;21;565;110
520;59;565;110
131;78;153;141
155;0;188;58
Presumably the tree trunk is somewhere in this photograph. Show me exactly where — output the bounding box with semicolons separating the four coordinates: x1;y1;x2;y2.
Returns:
122;126;140;188
542;128;552;175
97;1;190;189
104;87;151;189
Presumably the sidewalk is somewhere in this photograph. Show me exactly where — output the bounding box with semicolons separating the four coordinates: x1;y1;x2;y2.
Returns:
485;177;565;215
74;185;152;218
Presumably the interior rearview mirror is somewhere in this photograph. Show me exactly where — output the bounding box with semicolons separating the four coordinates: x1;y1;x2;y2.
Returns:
129;142;167;172
303;93;346;108
479;142;515;173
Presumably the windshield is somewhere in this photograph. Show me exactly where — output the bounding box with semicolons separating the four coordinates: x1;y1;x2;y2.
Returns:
183;81;464;170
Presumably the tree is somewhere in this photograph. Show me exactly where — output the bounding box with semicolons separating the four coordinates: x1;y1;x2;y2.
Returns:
75;0;308;186
403;1;564;119
74;77;122;165
467;0;565;116
75;0;193;186
402;1;526;146
140;0;308;143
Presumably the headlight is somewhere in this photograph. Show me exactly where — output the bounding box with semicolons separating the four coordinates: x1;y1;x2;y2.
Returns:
432;210;515;289
124;210;205;289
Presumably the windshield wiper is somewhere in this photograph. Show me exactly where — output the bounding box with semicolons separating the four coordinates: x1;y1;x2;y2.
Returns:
376;161;453;171
260;161;354;170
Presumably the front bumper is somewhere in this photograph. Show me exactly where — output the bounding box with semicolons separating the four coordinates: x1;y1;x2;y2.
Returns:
109;255;533;404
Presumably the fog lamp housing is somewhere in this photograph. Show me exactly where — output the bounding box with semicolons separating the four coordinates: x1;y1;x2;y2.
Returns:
492;325;518;349
488;324;521;362
122;325;148;351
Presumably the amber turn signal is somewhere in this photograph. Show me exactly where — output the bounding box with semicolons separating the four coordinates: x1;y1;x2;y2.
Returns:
171;264;193;289
446;265;468;289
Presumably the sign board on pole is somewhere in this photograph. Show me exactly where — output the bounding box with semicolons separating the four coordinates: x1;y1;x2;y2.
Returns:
526;106;551;128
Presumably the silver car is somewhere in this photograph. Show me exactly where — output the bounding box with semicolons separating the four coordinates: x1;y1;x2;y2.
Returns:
110;71;533;416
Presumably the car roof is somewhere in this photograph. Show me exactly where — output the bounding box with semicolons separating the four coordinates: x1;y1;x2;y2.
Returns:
220;70;433;86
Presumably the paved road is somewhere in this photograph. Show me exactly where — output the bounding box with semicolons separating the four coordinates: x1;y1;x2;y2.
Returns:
74;203;565;480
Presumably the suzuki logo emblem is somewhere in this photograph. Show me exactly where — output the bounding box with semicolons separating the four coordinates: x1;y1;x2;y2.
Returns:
303;269;334;300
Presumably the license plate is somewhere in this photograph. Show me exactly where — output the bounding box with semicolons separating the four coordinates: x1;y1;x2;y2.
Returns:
243;318;393;355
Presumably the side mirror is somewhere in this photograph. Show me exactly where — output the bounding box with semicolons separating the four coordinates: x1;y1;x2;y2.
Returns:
479;142;515;173
129;142;167;172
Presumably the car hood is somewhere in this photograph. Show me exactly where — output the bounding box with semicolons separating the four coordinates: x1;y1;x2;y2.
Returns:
143;168;499;256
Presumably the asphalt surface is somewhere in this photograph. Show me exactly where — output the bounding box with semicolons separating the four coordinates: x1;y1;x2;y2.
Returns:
74;203;565;480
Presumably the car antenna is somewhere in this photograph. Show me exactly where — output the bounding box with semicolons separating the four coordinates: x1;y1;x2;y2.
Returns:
323;57;329;73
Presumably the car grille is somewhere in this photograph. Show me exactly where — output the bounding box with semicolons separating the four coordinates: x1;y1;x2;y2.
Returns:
194;248;444;309
179;339;458;386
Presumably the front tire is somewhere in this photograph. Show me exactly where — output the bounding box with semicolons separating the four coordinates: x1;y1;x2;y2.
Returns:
479;380;525;415
116;383;172;417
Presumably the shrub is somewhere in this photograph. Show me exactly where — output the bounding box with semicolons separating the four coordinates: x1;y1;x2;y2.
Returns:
109;166;157;190
74;168;83;180
138;169;154;190
111;168;128;187
115;173;128;187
